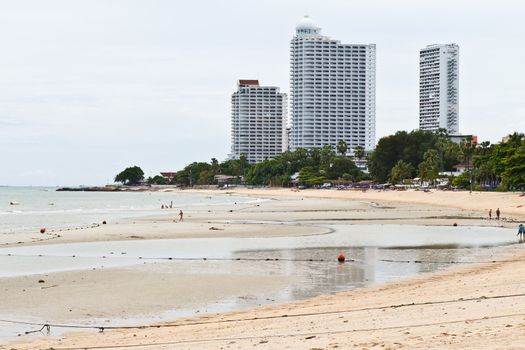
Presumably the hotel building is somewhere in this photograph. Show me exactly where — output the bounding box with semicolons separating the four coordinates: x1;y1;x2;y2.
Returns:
419;44;459;134
230;80;287;164
290;16;376;153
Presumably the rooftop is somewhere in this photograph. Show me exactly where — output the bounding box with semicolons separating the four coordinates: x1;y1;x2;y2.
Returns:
238;79;259;86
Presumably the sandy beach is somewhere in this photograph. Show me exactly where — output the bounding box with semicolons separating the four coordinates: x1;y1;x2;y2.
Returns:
4;188;525;349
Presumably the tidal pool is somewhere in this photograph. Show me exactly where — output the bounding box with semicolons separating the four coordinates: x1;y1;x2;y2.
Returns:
0;224;515;278
0;224;516;340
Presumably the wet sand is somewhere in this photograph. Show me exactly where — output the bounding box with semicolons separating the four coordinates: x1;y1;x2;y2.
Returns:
10;247;525;350
5;189;525;349
0;263;290;324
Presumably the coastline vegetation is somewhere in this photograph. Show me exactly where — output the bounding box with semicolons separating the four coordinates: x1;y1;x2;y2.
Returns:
116;130;524;191
114;166;145;186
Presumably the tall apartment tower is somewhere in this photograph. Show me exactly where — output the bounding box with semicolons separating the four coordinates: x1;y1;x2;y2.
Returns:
230;80;287;164
419;44;459;134
290;16;376;153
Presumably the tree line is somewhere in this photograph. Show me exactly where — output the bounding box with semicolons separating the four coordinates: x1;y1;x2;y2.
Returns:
114;130;525;191
367;129;525;191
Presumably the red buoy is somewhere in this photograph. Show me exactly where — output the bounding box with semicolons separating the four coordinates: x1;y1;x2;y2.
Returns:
40;227;46;234
337;253;345;263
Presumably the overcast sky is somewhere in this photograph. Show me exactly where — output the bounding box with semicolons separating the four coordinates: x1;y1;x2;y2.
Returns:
1;0;524;186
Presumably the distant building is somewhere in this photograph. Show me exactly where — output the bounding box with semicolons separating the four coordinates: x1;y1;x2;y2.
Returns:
214;174;241;187
230;80;287;164
290;16;376;153
419;44;459;134
160;172;177;182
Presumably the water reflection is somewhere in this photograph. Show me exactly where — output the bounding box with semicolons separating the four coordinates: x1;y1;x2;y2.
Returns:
229;243;504;303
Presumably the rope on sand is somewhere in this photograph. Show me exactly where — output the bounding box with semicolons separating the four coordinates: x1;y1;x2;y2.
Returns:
0;253;518;265
4;292;525;339
377;258;495;264
0;253;330;263
18;311;525;349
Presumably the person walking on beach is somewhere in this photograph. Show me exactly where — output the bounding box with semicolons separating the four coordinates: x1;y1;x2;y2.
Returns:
178;210;184;222
496;208;501;220
518;224;525;242
489;209;492;220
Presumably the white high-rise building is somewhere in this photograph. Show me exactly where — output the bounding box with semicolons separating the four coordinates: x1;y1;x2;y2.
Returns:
231;80;287;164
419;44;459;134
290;16;376;153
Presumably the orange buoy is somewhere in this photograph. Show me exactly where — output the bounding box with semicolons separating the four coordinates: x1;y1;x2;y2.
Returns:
337;253;345;263
40;227;46;234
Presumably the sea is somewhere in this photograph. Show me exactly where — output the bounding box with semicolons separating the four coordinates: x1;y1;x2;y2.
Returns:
0;186;249;235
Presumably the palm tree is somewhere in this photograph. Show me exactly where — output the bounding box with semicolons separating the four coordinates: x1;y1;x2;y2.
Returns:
435;135;448;173
210;158;220;175
336;140;348;156
239;153;249;182
418;149;439;185
354;146;365;161
460;136;475;193
320;144;335;170
506;132;524;146
390;160;414;184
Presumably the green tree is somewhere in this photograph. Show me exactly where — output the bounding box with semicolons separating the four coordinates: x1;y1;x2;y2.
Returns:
354;145;365;161
336;140;348;156
175;162;214;186
320;144;336;171
452;172;471;189
390;160;415;184
239;153;249;177
244;159;286;186
147;175;167;185
460;136;475;192
443;141;462;170
308;148;321;167
435;133;448;173
472;141;496;188
114;166;144;185
501;141;525;190
489;133;524;190
210;158;220;175
418;149;440;184
219;159;241;177
298;166;326;187
367;130;437;182
327;156;361;180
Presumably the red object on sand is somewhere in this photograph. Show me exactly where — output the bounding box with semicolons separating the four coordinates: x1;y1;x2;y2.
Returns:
40;228;46;234
337;253;346;263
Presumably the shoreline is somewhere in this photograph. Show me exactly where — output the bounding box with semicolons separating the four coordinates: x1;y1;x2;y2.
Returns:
185;187;525;220
5;189;525;349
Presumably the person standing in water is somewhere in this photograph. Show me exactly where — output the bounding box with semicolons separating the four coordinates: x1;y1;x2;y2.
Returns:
489;209;492;220
496;208;501;220
517;224;525;242
178;210;184;222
